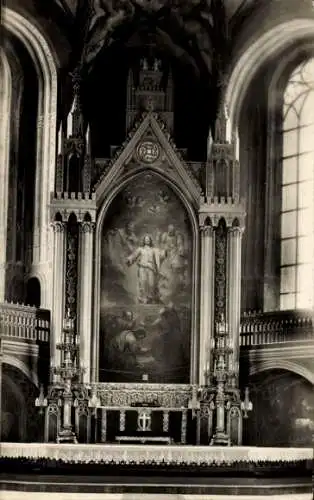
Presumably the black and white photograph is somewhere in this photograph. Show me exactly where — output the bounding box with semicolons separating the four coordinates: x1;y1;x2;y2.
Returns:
0;0;314;499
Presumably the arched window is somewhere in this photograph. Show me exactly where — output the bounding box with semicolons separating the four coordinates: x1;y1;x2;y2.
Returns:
26;277;41;307
280;58;314;310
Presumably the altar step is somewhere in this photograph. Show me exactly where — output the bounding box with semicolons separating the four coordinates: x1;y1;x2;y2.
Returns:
1;474;312;496
1;444;312;497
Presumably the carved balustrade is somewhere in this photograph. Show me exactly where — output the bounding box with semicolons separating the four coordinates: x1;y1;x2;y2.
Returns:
0;301;50;343
240;310;314;347
1;302;313;348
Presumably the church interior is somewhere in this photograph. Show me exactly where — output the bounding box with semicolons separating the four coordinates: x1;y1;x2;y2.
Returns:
1;0;314;498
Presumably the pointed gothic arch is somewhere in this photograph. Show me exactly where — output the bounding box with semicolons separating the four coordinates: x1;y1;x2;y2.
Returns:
249;360;314;385
2;8;58;309
26;277;41;307
92;169;200;384
2;354;39;387
224;19;314;136
1;40;25;304
0;50;12;302
1;373;27;442
263;42;314;312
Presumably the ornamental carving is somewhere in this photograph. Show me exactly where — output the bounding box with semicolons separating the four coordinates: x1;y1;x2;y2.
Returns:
56;155;64;193
211;144;234;160
199;197;246;229
214;222;227;322
79;221;95;234
64;137;85;157
50;193;97;223
137;140;160;164
200;225;213;236
51;221;66;233
65;218;79;319
228;225;244;237
91;383;195;408
94;113;202;204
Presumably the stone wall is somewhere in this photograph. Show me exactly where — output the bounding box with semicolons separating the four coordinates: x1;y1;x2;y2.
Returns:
1;364;43;442
244;369;314;447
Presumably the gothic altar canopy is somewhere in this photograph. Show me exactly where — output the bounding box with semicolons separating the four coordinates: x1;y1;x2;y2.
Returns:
47;56;250;447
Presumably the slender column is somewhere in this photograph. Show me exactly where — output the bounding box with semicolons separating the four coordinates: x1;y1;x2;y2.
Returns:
199;225;215;385
0;53;12;302
79;221;95;382
101;409;107;443
0;338;3;441
163;410;169;433
196;410;201;445
94;409;98;443
215;380;226;434
120;410;126;432
51;221;66;380
62;382;72;430
181;410;187;444
227;226;243;376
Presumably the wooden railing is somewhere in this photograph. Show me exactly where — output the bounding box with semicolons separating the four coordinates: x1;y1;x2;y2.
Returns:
0;302;313;348
240;310;314;347
0;302;50;343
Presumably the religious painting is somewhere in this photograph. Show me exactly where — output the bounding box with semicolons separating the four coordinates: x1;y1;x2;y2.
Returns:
99;173;192;383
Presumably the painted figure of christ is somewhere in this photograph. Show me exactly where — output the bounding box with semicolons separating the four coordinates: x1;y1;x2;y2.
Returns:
126;234;166;304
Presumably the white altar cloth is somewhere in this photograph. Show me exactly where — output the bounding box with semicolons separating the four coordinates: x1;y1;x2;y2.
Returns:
1;443;313;465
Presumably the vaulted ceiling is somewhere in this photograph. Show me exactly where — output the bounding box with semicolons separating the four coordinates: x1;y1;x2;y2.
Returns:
27;0;265;160
35;0;264;75
6;0;312;160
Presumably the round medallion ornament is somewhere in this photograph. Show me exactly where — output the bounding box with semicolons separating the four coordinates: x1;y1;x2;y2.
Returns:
137;141;160;164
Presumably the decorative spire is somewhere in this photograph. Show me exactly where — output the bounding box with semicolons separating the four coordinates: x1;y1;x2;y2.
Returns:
68;67;84;138
138;57;164;90
126;57;174;133
56;65;94;194
214;103;232;144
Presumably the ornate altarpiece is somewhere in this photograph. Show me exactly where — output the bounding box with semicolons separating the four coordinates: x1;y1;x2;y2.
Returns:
47;59;248;446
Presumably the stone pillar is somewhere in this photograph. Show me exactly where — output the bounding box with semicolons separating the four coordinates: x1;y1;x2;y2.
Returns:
0;52;13;303
215;379;226;435
227;226;243;376
101;409;107;443
79;221;94;383
181;410;187;444
0;338;2;441
51;221;66;380
199;224;215;386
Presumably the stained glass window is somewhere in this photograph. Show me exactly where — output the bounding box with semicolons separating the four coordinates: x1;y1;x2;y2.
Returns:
280;58;314;310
